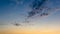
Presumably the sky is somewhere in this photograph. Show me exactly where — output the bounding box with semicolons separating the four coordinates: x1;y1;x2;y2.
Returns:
0;0;60;34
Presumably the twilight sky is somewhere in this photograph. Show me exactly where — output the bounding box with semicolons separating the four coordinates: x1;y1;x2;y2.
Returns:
0;0;60;34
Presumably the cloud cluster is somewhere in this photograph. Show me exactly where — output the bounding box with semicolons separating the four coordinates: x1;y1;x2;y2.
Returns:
12;0;60;26
28;0;48;17
24;0;60;23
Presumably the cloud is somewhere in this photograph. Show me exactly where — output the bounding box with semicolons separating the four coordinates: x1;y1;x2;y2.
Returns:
27;0;47;18
10;0;60;26
24;1;60;24
27;0;60;18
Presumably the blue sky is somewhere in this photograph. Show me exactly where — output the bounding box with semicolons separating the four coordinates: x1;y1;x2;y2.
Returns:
0;0;60;34
0;0;60;27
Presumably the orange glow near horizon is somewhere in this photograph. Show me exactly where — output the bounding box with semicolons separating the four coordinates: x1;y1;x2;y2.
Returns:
0;25;60;34
0;29;60;34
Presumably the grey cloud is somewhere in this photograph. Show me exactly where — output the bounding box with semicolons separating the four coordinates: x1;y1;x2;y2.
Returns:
27;0;47;18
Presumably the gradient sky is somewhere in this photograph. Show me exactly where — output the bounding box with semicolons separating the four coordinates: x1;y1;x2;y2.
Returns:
0;0;60;34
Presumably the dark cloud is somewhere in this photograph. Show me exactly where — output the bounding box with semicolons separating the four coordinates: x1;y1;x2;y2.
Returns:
11;21;22;26
31;0;46;9
28;11;36;17
40;13;49;16
13;23;21;26
27;0;47;18
22;0;49;24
